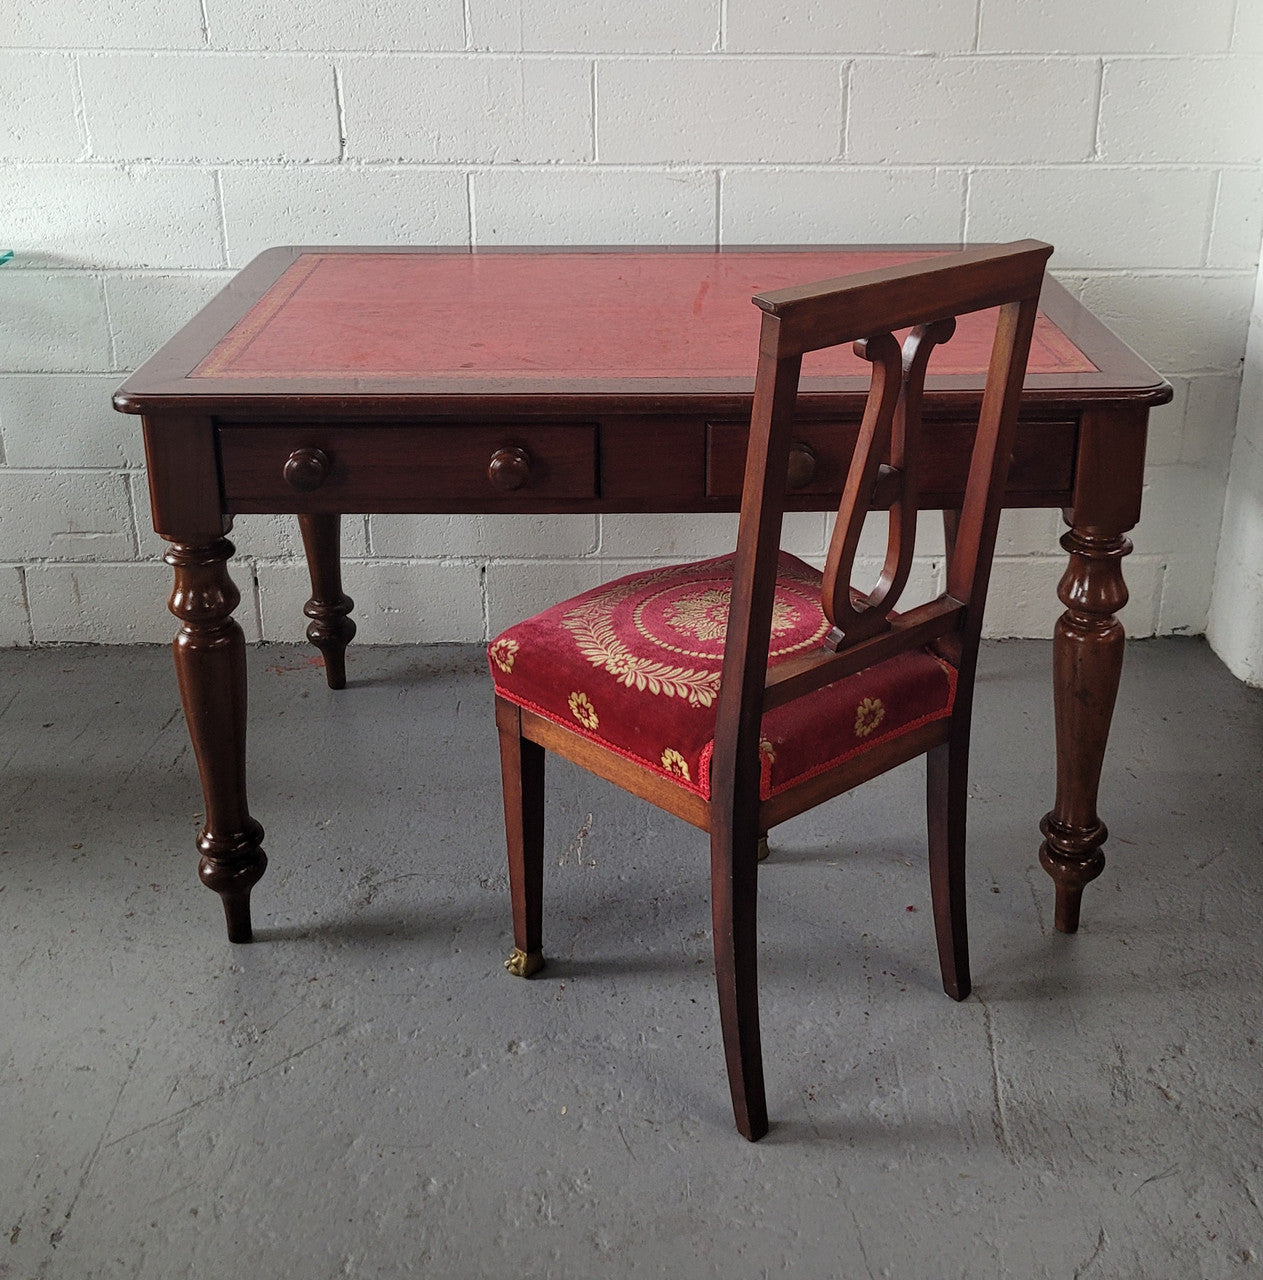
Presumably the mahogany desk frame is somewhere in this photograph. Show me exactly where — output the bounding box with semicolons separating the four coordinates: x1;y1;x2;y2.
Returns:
114;245;1171;944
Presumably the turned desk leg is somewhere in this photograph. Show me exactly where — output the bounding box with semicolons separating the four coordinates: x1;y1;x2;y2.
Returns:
1039;522;1130;933
298;513;356;690
166;537;266;943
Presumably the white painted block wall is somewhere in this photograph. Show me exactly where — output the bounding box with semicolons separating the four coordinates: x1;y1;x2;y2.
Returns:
1;2;1261;646
1208;259;1263;685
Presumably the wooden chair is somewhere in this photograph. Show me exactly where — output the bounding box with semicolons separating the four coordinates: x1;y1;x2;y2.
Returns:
487;241;1053;1140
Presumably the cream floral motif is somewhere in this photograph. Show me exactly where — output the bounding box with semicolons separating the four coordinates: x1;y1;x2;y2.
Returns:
569;691;599;730
562;569;722;708
489;637;518;673
561;559;828;707
854;696;885;738
662;586;799;643
660;748;690;780
759;738;776;765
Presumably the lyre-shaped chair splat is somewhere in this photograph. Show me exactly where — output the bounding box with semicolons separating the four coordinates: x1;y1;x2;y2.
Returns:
821;317;957;651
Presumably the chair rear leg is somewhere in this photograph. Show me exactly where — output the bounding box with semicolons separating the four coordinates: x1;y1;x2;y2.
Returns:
926;738;970;1001
710;825;769;1141
496;697;545;978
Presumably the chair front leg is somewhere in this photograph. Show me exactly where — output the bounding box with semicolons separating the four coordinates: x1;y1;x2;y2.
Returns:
496;697;546;978
710;822;769;1141
926;736;971;1001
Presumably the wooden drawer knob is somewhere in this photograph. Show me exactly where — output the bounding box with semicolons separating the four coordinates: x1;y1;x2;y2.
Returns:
283;447;331;492
488;446;531;492
787;442;817;490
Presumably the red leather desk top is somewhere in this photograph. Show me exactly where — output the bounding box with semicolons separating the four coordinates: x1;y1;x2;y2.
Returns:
191;250;1096;383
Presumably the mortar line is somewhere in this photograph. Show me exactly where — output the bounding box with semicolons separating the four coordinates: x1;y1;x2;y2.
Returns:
70;55;92;160
1091;57;1106;161
17;566;35;646
213;168;231;267
713;170;723;248
333;64;348;162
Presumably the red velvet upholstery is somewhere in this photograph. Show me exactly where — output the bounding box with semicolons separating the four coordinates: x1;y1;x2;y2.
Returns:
489;553;956;801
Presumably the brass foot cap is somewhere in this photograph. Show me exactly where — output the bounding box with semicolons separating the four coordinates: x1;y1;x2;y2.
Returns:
504;948;545;978
756;835;771;862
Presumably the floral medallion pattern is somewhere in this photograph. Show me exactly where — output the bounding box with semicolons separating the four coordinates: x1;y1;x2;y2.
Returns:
568;691;599;730
489;637;518;673
660;748;690;780
854;696;885;738
488;552;956;801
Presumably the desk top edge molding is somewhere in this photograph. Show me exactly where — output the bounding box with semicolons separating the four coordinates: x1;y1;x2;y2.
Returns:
114;244;1171;418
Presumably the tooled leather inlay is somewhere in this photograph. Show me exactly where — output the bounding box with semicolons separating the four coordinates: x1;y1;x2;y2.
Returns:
191;251;1096;382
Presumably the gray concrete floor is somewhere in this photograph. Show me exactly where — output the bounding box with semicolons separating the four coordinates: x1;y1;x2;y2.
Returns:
1;638;1260;1279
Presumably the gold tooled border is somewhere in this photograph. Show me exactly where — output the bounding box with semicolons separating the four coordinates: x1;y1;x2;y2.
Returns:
190;253;327;379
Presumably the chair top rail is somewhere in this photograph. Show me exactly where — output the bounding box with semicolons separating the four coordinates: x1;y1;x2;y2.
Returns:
753;240;1053;358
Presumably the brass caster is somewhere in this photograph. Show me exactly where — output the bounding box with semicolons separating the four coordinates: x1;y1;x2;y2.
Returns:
757;834;770;862
504;948;545;978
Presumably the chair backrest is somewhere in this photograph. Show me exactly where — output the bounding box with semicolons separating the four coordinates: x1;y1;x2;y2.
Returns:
710;240;1052;817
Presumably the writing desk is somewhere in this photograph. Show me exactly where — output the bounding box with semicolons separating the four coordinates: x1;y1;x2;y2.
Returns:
114;246;1170;943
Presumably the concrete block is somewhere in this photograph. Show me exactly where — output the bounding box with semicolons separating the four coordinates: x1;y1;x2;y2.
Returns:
721;168;964;245
1208;436;1263;680
470;0;718;51
342;57;591;163
612;512;828;559
80;55;340;162
371;514;597;559
0;54;84;160
0;165;223;271
597;512;825;559
206;0;464;50
597;59;842;163
727;0;973;53
473;169;716;245
10;0;203;47
486;559;611;632
104;272;232;372
0;471;135;562
25;560;262;643
979;0;1234;53
852;510;947;561
0;568;31;647
0;375;142;469
1134;463;1229;569
0;271;111;373
220;167;469;267
258;560;484;643
1118;553;1164;636
995;508;1062;556
981;553;1158;639
967;167;1217;271
1099;58;1263;163
237;513;369;561
851;553;943;610
1207;169;1263;269
1142;376;1190;466
979;556;1060;638
1180;373;1244;470
1076;272;1255;374
1235;1;1263;51
848;58;1098;164
1158;544;1219;635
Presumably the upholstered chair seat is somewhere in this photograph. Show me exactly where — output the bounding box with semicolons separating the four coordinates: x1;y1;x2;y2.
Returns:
489;552;956;803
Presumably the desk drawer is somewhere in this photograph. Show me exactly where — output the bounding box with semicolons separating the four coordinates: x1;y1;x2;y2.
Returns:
217;422;599;512
705;418;1077;504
